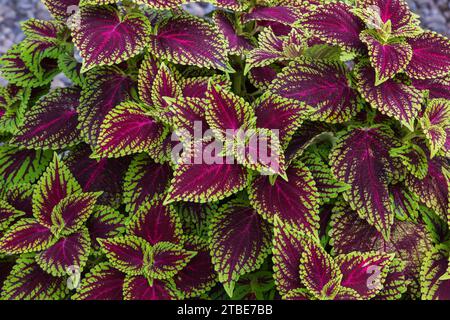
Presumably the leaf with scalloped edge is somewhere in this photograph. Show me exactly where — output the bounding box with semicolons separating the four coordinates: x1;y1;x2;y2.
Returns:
181;75;231;99
174;236;217;298
406;156;449;220
0;218;56;254
299;234;342;300
1;255;68;300
151;63;182;118
96;101;167;158
360;31;412;85
272;218;309;298
99;235;148;276
123;276;177;300
406;31;450;80
0;45;53;87
58;52;85;86
412;76;450;100
420;99;450;158
248;66;278;90
127;195;183;246
420;247;450;300
209;201;272;297
249;161;320;234
0;146;52;186
169;97;210;141
73;6;150;72
123;154;172;214
303;2;365;53
335;251;394;299
32;154;82;228
330;200;432;287
254;93;311;149
78;67;135;145
87;205;125;254
175;202;215;239
150;15;230;71
214;11;253;55
50;191;102;237
21;18;65;39
165;144;248;204
330;127;402;239
42;0;80;20
354;0;422;37
35;227;91;277
389;183;419;221
11;88;81;150
269;58;359;123
72;262;125;300
355;63;422;131
0;200;25;231
138;53;160;107
375;258;408;300
146;241;196;281
243;6;304;25
205;84;256;141
390;142;429;179
19;38;63;79
1;184;34;218
0;84;30;134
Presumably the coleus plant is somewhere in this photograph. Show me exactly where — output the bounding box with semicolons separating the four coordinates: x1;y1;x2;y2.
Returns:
0;0;449;301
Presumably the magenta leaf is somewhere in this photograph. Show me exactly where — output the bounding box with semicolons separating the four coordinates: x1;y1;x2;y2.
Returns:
209;202;272;297
73;6;150;72
11;88;81;149
123;276;177;300
150;15;230;71
42;0;80;20
214;11;253;55
420;248;450;300
87;206;125;253
243;6;304;25
269;58;359;123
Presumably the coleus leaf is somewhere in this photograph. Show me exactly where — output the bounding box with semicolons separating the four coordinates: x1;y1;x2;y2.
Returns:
209;201;272;297
330;200;432;286
300;148;350;205
375;258;408;300
169;97;210;140
1;184;34;218
205;84;256;141
406;156;449;220
299;235;342;300
78;67;135;145
254;92;311;148
1;255;68;300
175;202;215;239
33;154;82;228
242;6;304;25
123;154;172;214
354;0;422;37
21;18;65;39
0;145;52;186
248;66;278;91
214;11;253;55
58;52;85;86
354;63;422;131
99;235;148;275
420;99;450;158
269;58;359;123
73;6;150;72
150;15;230;71
174;236;217;298
50;192;102;236
335;251;394;299
0;200;26;231
406;31;450;80
96;101;168;158
151;63;182;119
0;218;56;254
146;241;196;281
35;228;91;277
412;76;450;100
65;145;130;207
180;74;231;99
330;127;401;239
360;31;412;85
11;88;81;149
127;195;183;246
248;161;320;234
302;2;365;53
42;0;80;20
390;142;429;179
420;248;450;300
87;205;125;253
138;53;160;107
165;143;248;204
389;183;419;221
72;262;125;300
123;276;177;300
272;218;307;297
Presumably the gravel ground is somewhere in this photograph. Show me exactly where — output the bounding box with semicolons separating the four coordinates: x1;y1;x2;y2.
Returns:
0;0;449;85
